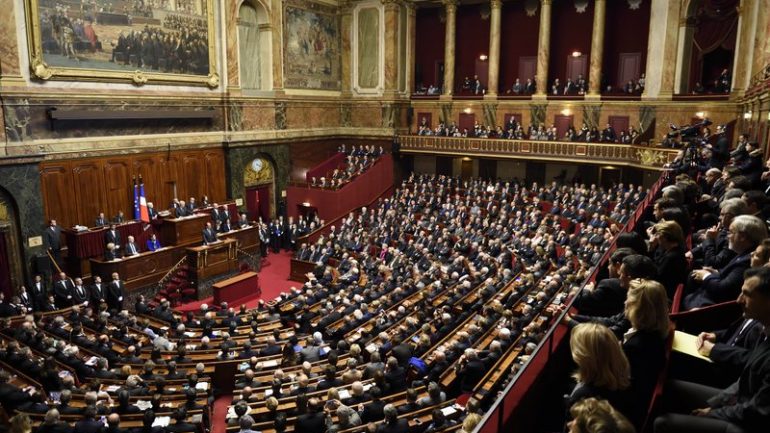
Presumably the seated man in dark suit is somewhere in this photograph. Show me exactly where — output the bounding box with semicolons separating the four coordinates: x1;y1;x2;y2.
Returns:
654;266;770;433
684;215;767;310
34;409;72;433
165;408;197;433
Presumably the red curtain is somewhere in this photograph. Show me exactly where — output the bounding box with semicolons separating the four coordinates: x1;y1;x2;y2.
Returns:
0;233;12;299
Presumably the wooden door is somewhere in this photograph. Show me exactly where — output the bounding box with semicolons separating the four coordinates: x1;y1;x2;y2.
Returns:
518;56;537;82
566;55;588;81
460;158;473;180
618;52;642;88
459;113;476;133
554;115;574;139
608;116;629;137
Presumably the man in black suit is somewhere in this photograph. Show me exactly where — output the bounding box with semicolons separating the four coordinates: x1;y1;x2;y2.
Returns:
146;202;158;220
455;348;486;393
295;398;327;433
219;205;231;226
186;197;197;214
73;405;102;433
113;211;126;224
44;219;62;269
105;224;121;248
708;125;731;170
202;221;219;245
95;213;108;227
107;272;126;312
210;203;222;222
124;235;140;256
654;266;770;433
89;275;106;307
71;277;89;305
165;408;197;433
30;274;47;310
53;272;75;307
175;201;190;218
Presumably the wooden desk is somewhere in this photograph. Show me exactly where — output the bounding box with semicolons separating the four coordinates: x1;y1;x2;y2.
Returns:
290;258;316;282
219;225;260;255
90;247;182;291
187;239;237;284
213;271;259;304
160;214;210;246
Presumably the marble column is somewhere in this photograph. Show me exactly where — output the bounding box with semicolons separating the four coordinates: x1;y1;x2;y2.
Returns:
587;0;606;97
407;3;417;94
485;0;502;98
674;20;696;94
340;2;353;97
382;0;400;97
534;0;552;98
442;0;458;97
642;0;681;99
731;0;759;96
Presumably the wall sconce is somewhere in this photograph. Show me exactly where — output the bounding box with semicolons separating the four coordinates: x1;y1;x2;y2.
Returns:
695;111;705;119
464;108;473;114
767;112;770;121
561;109;572;116
462;157;472;161
302;202;311;207
744;111;752;120
479;54;488;61
571;51;582;57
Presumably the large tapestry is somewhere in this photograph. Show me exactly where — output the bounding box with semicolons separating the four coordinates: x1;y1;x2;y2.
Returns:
25;0;219;87
283;0;340;90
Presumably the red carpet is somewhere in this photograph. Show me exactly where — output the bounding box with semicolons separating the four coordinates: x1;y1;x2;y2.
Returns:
211;395;233;433
175;251;301;312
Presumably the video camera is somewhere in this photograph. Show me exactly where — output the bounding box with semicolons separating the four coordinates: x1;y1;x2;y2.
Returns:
667;118;713;139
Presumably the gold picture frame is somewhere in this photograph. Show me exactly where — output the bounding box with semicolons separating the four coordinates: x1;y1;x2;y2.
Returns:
24;0;219;88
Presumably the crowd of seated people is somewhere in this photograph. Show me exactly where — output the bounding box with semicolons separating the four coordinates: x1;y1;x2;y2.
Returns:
550;75;589;96
603;74;645;95
0;169;644;432
417;117;640;144
309;144;385;190
545;127;770;433
413;84;442;95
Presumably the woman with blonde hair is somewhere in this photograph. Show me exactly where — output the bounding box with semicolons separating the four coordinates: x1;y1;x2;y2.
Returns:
568;323;632;420
622;279;670;428
567;397;636;433
9;413;32;433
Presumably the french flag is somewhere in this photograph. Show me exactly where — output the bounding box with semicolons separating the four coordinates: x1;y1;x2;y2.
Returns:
138;178;150;223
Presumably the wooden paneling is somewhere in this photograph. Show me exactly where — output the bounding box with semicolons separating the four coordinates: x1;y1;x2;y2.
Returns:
518;57;537;83
566;55;588;81
40;163;76;227
618;53;642;88
40;149;226;229
554;115;574;139
72;163;106;224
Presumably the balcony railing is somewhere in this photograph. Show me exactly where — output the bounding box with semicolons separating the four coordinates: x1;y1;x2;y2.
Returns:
398;135;681;169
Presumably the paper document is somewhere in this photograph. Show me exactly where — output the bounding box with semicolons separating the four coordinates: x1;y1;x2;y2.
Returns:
672;330;713;363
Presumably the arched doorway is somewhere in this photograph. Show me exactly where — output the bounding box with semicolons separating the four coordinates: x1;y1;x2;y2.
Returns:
0;188;24;299
243;157;276;223
676;0;738;93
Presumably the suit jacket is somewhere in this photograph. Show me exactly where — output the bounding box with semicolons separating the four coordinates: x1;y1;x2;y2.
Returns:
89;283;106;305
95;216;108;227
573;278;625;317
107;280;126;310
74;418;103;433
706;338;770;431
623;329;666;427
202;228;218;245
654;246;688;299
30;281;47;307
376;419;409;433
124;242;140;256
710;319;766;377
71;284;89;304
295;412;326;433
105;229;121;246
54;278;75;306
44;226;62;250
684;252;751;309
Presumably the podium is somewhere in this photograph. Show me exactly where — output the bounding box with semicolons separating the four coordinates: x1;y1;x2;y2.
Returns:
160;214;210;246
186;239;238;284
290;258;317;282
90;247;180;291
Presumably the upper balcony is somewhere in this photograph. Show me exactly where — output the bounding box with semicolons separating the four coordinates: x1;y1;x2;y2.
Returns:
398;135;681;170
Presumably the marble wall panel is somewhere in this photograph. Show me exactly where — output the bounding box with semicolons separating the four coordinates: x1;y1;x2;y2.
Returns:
357;7;380;89
351;105;382;128
241;103;277;130
0;0;20;78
